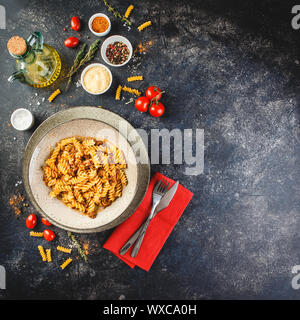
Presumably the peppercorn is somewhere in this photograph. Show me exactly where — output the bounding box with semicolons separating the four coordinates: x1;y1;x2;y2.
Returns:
106;41;130;65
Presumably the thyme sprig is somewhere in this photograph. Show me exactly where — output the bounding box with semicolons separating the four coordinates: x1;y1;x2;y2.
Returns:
64;40;100;89
67;231;88;262
103;0;132;26
65;43;87;90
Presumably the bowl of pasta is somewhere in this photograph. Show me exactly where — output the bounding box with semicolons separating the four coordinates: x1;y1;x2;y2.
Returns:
23;106;150;233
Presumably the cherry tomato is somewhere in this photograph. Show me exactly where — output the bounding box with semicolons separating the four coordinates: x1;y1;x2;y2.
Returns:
135;96;150;112
149;102;165;117
41;218;52;226
43;229;55;242
71;16;81;31
64;37;79;48
146;86;162;101
26;214;37;229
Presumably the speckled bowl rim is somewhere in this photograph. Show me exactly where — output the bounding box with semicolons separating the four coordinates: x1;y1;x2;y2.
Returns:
22;106;150;233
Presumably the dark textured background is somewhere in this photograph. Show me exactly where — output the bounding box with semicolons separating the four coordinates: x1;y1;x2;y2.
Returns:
1;0;300;299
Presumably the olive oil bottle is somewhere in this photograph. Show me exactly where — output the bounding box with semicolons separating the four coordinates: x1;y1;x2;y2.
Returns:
7;32;61;88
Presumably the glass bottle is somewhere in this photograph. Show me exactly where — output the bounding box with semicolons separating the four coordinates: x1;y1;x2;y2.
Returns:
7;31;61;88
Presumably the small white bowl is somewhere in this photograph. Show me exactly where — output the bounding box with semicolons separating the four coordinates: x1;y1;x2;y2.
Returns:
81;63;112;95
88;13;111;37
101;35;133;67
11;108;34;131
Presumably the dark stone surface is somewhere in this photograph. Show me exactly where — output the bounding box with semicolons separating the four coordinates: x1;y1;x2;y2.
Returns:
1;0;300;299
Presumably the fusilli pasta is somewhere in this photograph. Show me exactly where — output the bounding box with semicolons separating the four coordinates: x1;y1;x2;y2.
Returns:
43;136;128;219
60;258;72;270
38;245;47;262
48;89;61;102
122;86;141;96
46;249;52;262
57;246;72;254
124;5;134;18
115;85;122;100
138;21;152;31
30;231;44;237
127;76;143;82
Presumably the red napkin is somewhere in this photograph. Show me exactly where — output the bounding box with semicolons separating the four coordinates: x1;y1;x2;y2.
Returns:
103;172;193;271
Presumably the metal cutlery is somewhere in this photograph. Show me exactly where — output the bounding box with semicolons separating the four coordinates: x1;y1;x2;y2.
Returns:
130;178;170;258
119;181;179;256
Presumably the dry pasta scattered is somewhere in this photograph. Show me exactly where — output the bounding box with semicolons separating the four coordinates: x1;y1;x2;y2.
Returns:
46;249;52;262
57;245;72;254
38;245;47;262
122;86;141;96
124;5;134;18
127;76;143;82
48;89;61;102
30;231;43;237
43;136;128;219
115;85;122;100
138;21;152;32
60;258;72;270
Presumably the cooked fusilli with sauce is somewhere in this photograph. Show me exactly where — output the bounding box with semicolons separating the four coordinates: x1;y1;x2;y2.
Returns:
43;136;128;219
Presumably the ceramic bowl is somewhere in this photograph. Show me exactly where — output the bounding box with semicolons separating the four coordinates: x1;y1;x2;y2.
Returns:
101;35;133;67
23;107;150;233
88;13;111;37
11;108;34;131
80;63;112;95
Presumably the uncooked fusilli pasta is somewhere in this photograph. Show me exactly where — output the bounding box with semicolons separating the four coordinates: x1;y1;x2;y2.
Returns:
46;249;52;262
38;245;47;262
43;136;128;219
122;86;141;96
48;89;61;102
127;76;143;82
57;246;72;254
60;258;72;270
138;21;152;31
124;5;134;18
115;85;122;100
30;231;44;237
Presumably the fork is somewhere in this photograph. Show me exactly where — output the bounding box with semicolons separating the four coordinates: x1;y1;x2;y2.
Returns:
131;178;170;258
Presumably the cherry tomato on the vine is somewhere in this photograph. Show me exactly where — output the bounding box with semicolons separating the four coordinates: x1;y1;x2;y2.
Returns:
64;37;79;48
135;96;150;112
43;229;55;241
149;102;165;117
146;86;163;101
71;16;81;31
41;218;52;226
26;214;37;229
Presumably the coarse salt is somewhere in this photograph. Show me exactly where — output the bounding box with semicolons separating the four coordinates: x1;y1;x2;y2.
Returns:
10;108;34;131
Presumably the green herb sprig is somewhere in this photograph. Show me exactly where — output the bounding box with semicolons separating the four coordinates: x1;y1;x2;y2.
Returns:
67;231;88;262
65;43;87;90
103;0;132;26
65;40;100;89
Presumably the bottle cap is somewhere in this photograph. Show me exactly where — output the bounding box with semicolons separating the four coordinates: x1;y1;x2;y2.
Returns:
7;36;27;56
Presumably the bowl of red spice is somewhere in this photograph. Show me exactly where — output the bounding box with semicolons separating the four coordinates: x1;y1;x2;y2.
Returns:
88;13;111;37
101;35;133;67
